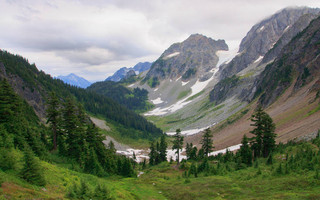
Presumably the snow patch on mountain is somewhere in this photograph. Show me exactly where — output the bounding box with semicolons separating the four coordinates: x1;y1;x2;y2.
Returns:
164;52;180;59
151;97;164;104
216;48;239;67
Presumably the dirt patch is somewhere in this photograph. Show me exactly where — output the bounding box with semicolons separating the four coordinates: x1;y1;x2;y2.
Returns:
90;116;111;131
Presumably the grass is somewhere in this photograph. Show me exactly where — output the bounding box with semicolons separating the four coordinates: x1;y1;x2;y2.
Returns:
177;89;191;100
306;103;320;116
186;90;205;101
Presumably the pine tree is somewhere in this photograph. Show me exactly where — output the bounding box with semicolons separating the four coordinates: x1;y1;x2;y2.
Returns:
0;79;19;123
84;147;104;176
20;147;46;186
239;135;252;165
262;114;276;158
172;129;184;165
159;135;167;162
94;184;112;200
250;107;276;158
250;107;264;158
46;92;60;151
201;128;214;157
149;141;156;166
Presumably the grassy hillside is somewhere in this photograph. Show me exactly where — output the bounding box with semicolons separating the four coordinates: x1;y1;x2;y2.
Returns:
2;136;320;199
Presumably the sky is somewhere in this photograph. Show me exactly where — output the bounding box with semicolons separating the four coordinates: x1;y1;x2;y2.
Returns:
1;0;320;82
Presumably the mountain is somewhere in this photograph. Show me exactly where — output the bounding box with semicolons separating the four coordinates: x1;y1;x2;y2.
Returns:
143;34;228;87
194;14;320;151
106;62;152;82
57;73;91;88
219;7;320;79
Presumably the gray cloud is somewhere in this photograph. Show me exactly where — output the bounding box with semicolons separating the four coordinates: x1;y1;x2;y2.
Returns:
0;0;320;81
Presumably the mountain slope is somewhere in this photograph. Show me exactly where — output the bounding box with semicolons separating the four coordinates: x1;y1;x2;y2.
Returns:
220;7;320;79
187;14;320;151
0;50;163;140
87;81;153;112
57;73;91;88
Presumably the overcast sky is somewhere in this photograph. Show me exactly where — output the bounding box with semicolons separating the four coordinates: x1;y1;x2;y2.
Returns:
1;0;320;82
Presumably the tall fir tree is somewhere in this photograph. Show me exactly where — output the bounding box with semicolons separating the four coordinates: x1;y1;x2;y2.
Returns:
159;135;167;162
201;128;214;157
239;135;252;165
46;92;60;151
20;147;46;186
250;107;265;158
172;128;184;165
250;107;276;158
149;141;156;166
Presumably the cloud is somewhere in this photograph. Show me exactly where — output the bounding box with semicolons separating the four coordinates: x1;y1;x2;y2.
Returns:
0;0;320;81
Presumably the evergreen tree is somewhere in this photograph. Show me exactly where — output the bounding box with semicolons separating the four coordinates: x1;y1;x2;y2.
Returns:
149;141;156;166
250;107;264;158
172;129;184;165
94;184;112;200
0;79;19;123
107;140;116;154
46;92;60;151
262;114;276;158
250;107;276;158
84;147;104;176
239;135;252;165
186;143;197;160
201;128;214;157
159;135;167;162
20;147;46;186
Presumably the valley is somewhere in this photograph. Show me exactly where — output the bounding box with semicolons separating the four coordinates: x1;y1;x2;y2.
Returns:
1;4;320;200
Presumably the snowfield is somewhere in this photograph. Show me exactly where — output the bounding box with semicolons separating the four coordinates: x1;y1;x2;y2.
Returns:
145;65;218;116
166;123;216;136
164;52;180;59
216;48;239;67
254;56;263;63
151;97;164;105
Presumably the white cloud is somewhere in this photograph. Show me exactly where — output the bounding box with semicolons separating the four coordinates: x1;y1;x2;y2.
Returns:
0;0;320;82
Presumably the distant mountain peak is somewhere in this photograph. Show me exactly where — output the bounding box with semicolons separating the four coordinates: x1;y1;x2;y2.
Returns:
57;73;91;88
106;62;152;82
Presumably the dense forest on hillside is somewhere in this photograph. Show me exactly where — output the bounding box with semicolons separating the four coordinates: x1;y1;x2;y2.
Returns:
87;80;153;112
0;50;163;140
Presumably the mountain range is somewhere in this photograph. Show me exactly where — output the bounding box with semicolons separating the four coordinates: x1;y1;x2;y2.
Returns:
57;73;91;88
119;7;320;149
106;62;152;82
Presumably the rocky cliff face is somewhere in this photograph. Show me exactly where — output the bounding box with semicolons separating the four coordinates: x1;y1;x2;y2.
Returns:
220;7;320;79
144;34;228;87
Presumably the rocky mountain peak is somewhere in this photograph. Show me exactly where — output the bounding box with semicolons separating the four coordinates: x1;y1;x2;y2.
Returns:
220;6;320;79
144;34;228;87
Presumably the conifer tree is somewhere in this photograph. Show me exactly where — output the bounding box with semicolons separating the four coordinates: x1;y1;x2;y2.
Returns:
20;147;46;186
239;135;252;165
149;141;156;165
172;128;184;165
201;128;214;157
250;107;264;158
159;135;167;162
250;107;276;158
46;92;60;151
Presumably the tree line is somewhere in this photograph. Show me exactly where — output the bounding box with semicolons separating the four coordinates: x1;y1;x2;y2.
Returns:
148;107;277;169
